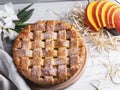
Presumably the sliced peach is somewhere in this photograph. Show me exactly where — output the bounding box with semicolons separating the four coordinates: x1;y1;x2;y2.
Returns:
114;10;120;32
85;1;99;31
106;5;117;29
96;1;106;28
92;1;100;28
102;1;117;27
106;6;120;29
109;7;120;29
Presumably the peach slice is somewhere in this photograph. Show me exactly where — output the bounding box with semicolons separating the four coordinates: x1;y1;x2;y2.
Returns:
85;1;99;31
95;1;106;28
106;6;120;29
109;7;120;29
114;10;120;32
102;1;117;27
92;1;99;28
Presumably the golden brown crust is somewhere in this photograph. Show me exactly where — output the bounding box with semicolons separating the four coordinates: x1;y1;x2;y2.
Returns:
13;20;86;87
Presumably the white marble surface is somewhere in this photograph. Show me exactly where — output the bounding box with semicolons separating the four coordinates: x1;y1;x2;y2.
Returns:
1;1;120;90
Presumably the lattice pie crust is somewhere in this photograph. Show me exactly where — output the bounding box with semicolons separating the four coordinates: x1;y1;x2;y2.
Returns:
13;20;86;87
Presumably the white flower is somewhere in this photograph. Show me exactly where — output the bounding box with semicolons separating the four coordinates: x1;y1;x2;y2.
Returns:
4;17;15;29
0;10;6;18
0;2;18;30
0;2;19;40
9;30;18;40
2;30;18;40
4;2;18;21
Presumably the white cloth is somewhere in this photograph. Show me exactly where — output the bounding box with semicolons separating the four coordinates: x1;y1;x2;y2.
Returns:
0;30;31;90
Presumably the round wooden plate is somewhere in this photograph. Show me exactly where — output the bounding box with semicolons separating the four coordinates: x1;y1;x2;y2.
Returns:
28;48;87;90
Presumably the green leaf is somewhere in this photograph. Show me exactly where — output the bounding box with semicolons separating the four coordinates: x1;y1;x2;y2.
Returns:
16;23;27;27
14;26;25;33
17;3;33;19
19;9;34;23
13;3;34;33
13;20;21;25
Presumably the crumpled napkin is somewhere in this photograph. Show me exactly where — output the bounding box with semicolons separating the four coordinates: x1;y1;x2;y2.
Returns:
0;30;31;90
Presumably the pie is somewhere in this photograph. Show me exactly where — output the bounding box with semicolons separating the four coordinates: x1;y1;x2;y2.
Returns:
13;20;86;87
